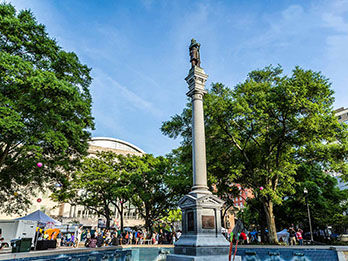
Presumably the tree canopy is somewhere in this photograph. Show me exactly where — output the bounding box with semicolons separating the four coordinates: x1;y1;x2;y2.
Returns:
54;151;132;229
274;163;348;234
0;3;94;213
128;154;178;233
162;65;348;243
54;152;178;232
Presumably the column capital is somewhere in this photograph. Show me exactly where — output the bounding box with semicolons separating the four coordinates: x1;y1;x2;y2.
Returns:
185;66;208;98
186;88;207;99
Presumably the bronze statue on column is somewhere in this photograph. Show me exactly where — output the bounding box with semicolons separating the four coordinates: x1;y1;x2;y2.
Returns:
189;39;201;68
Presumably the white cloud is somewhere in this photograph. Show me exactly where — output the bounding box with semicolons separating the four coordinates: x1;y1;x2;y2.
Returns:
92;69;163;117
323;12;348;33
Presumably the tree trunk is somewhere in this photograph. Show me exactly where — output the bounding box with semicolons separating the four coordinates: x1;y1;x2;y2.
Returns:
260;222;266;244
145;206;153;236
106;216;111;229
263;199;278;244
114;201;125;232
259;205;268;243
105;207;111;229
221;209;225;228
120;203;124;232
145;218;153;237
221;205;231;228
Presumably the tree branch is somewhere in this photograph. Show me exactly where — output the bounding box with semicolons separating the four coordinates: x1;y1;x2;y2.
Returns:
0;142;11;167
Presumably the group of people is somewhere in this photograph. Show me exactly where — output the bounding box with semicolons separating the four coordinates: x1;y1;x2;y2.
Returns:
226;229;259;245
35;228;78;248
226;225;304;246
78;228;182;248
58;233;77;247
288;225;304;245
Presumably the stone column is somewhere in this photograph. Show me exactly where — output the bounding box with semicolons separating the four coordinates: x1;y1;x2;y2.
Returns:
185;66;210;194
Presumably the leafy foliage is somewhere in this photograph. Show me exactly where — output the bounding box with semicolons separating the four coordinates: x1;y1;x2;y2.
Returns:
128;154;178;233
162;65;348;243
0;3;94;213
274;164;348;233
54;152;132;229
55;152;178;232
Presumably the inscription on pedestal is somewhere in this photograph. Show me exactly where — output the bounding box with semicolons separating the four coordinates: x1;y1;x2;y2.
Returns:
187;211;194;231
202;215;215;229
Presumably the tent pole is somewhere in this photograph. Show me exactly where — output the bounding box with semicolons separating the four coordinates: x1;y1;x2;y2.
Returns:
34;222;38;251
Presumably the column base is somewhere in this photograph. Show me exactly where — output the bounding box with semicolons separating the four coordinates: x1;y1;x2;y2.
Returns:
189;186;211;196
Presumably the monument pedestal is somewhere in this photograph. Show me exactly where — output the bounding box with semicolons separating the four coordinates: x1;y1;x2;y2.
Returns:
167;192;231;260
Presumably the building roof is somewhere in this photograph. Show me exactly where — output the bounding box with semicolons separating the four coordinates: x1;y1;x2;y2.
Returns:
334;107;348;116
88;137;145;154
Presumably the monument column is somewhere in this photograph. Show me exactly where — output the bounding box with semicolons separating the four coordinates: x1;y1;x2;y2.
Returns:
186;66;209;194
167;39;232;261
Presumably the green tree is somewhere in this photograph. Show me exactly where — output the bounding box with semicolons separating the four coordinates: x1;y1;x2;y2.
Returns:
54;151;131;230
0;4;94;213
160;208;182;231
127;154;178;234
274;163;348;235
162;65;348;243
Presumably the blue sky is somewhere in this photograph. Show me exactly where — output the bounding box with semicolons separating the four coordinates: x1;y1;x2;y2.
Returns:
8;0;348;156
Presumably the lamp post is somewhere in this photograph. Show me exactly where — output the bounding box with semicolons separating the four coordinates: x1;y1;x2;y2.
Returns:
304;188;314;243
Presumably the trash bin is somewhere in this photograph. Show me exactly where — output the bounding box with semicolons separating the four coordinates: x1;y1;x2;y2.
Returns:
19;238;32;252
11;238;32;253
11;239;21;253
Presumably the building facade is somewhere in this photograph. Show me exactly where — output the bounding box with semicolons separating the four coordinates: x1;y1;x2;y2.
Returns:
335;107;348;124
223;184;254;230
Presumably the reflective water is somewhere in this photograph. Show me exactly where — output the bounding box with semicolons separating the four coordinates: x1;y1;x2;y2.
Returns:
6;249;133;261
235;248;338;261
3;247;338;261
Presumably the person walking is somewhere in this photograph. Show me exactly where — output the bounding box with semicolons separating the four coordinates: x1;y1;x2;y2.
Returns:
96;233;104;247
56;232;62;248
134;231;138;245
296;228;303;246
125;232;129;244
288;225;297;246
240;230;247;245
70;233;75;247
129;231;133;244
75;226;82;248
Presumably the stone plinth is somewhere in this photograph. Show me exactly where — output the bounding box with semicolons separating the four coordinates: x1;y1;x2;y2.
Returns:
167;193;229;260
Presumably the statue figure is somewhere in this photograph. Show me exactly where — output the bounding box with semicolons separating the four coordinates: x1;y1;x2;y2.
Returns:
189;39;201;68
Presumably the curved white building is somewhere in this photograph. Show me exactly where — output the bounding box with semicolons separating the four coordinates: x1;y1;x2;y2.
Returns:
88;137;144;155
